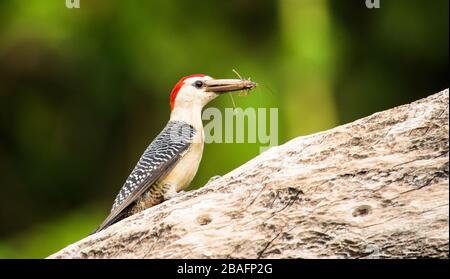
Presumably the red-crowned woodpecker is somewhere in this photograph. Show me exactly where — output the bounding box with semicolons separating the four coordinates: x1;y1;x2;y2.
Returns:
94;74;257;233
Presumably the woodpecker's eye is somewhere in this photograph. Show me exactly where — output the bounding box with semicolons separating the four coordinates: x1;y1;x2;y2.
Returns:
193;80;204;89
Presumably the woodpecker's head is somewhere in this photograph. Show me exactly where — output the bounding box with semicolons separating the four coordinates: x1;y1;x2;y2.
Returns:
169;74;257;111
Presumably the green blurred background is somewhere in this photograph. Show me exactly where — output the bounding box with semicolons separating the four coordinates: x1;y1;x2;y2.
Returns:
0;0;448;258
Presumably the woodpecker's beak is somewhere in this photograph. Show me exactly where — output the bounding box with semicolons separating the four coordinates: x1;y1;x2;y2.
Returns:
204;79;257;94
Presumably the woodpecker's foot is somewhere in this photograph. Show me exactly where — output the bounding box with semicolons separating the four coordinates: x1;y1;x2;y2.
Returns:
173;190;187;198
206;175;222;185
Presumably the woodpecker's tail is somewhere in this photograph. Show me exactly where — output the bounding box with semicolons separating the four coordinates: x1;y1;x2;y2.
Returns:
89;210;129;235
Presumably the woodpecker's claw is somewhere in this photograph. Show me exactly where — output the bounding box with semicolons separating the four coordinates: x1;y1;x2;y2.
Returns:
204;79;257;93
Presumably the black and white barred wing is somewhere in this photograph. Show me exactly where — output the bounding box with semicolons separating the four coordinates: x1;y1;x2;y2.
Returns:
94;121;195;233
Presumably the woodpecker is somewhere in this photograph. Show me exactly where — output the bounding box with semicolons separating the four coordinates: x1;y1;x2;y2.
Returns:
93;74;257;233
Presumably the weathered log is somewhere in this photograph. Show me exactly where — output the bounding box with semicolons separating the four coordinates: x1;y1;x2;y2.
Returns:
49;89;449;259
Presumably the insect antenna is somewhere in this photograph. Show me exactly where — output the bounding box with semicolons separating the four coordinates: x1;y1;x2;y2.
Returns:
232;69;251;97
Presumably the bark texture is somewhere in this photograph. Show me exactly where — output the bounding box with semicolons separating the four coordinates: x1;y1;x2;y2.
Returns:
49;89;449;259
